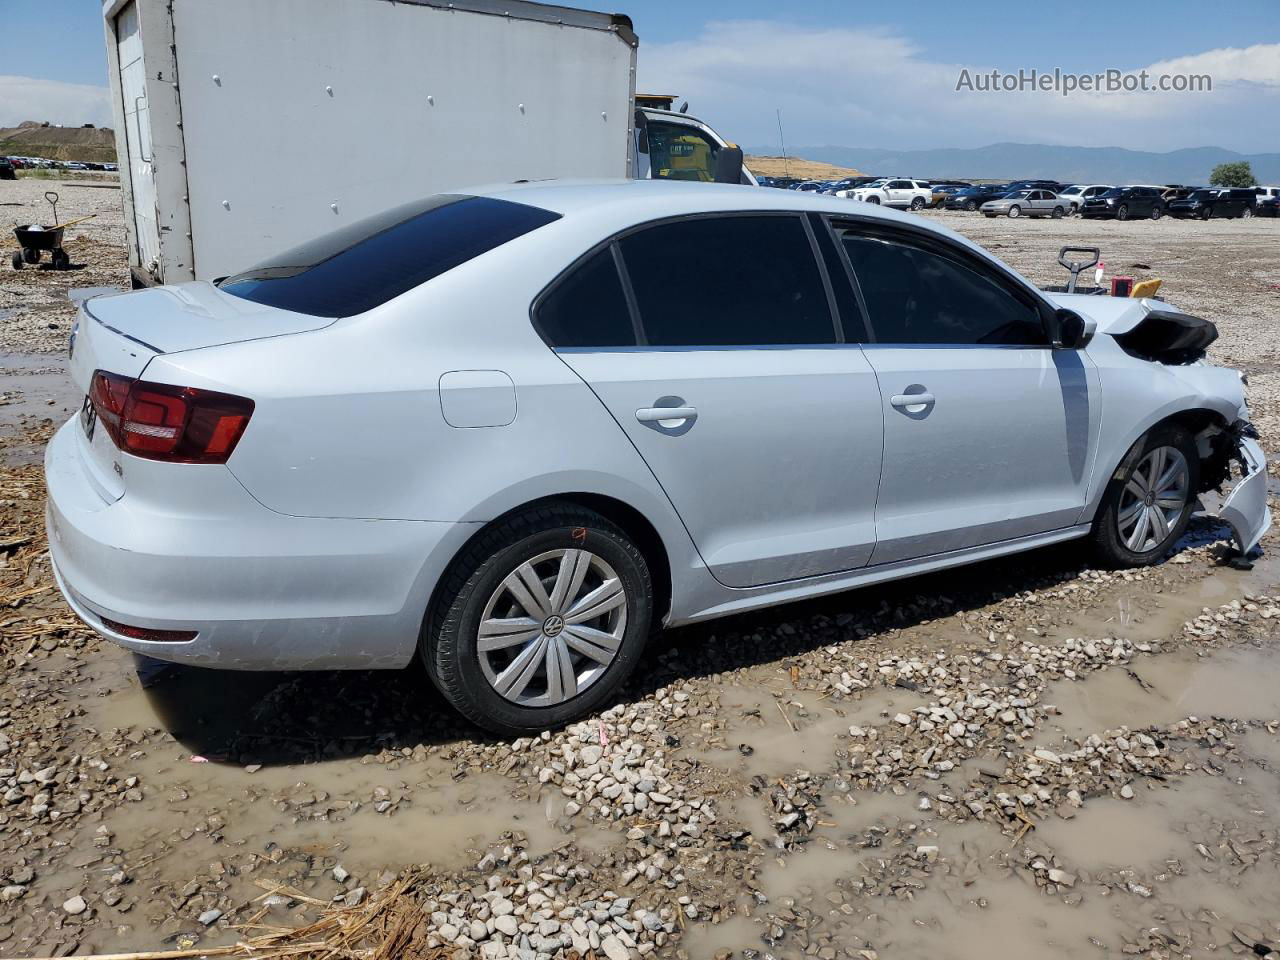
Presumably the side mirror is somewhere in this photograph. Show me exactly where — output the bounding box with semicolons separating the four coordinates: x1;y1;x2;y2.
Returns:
714;145;744;185
1052;308;1094;349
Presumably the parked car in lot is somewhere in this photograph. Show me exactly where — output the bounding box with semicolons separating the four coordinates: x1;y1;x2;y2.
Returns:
1080;186;1166;220
1252;186;1279;205
1257;196;1279;218
46;182;1269;734
1167;188;1257;219
1003;179;1063;193
846;178;933;209
944;184;1012;211
1056;184;1112;214
824;176;878;195
981;189;1067;219
929;183;971;207
0;157;15;181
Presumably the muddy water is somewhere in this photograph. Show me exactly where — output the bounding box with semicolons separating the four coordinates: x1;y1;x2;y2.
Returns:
62;649;617;946
687;558;1280;959
0;350;76;462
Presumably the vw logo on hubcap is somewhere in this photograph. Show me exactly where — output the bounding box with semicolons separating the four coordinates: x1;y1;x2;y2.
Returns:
542;614;566;638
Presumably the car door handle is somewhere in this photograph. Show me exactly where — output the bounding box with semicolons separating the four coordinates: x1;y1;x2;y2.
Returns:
890;393;935;408
636;406;697;424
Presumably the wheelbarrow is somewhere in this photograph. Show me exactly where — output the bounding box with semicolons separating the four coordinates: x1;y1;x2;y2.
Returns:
10;191;96;271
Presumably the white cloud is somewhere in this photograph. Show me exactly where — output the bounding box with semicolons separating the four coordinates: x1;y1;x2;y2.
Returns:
0;76;112;129
639;23;1280;153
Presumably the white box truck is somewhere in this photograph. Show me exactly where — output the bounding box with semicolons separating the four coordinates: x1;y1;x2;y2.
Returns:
102;0;753;287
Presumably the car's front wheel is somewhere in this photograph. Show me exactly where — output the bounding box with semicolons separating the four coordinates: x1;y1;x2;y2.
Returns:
910;196;925;211
1007;205;1021;218
1090;424;1198;567
867;195;881;205
423;503;653;736
1116;204;1130;221
964;200;977;211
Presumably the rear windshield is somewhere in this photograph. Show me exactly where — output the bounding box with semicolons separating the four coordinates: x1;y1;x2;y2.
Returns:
219;195;560;318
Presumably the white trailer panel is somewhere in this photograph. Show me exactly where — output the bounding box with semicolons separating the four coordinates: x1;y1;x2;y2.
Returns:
104;0;638;284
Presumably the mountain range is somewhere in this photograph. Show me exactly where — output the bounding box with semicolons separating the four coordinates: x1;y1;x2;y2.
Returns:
748;142;1280;185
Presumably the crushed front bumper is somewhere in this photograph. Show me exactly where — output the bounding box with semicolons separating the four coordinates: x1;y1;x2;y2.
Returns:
1218;434;1270;555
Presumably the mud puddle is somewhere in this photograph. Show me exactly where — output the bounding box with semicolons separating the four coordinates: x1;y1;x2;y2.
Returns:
0;350;75;463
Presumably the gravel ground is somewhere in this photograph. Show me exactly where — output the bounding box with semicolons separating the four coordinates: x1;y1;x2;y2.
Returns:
1;188;1279;960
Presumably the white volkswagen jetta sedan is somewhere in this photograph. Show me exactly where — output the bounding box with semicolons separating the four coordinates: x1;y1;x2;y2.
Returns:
47;181;1268;735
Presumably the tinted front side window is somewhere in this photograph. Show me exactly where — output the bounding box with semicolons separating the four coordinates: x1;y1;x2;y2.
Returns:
620;216;836;346
536;248;635;348
220;195;560;318
841;233;1046;346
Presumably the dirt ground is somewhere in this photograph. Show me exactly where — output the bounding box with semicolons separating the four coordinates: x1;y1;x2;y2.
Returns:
2;176;1280;960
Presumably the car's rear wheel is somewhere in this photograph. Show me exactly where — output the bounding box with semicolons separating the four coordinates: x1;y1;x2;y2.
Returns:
1150;205;1164;220
964;200;977;211
1116;204;1130;221
1242;207;1254;219
1052;206;1065;219
423;503;653;736
910;196;925;211
1069;202;1080;215
1007;205;1021;218
1090;424;1198;567
1200;207;1213;220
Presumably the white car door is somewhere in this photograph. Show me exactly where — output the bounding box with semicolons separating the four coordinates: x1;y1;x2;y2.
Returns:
545;212;885;588
831;220;1101;564
885;180;912;205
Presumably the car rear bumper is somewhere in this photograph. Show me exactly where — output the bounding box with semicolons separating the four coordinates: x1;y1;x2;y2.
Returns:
45;418;474;670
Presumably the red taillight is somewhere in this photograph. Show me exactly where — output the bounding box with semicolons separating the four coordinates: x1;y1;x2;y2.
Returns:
99;615;197;643
90;370;254;463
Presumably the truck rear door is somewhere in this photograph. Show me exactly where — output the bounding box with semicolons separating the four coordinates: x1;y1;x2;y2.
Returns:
114;1;161;275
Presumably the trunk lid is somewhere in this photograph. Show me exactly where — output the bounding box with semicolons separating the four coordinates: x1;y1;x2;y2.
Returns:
67;283;330;503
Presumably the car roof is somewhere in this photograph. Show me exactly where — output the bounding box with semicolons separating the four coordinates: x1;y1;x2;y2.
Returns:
473;178;918;224
468;179;1010;279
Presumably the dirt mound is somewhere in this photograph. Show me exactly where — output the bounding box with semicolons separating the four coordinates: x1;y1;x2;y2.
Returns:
746;154;863;180
0;125;117;163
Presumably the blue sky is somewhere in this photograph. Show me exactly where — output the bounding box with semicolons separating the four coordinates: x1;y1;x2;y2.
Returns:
2;1;1277;152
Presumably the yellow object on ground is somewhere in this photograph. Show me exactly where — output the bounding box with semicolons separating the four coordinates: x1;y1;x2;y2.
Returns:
1130;278;1163;298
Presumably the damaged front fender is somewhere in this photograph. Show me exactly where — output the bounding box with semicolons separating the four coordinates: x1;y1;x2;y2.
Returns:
1217;434;1271;555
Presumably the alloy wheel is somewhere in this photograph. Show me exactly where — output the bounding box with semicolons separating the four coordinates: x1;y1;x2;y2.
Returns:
1116;446;1190;553
477;549;628;707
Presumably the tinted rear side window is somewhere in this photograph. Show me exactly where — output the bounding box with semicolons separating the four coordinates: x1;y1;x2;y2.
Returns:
841;232;1046;346
219;195;560;318
618;215;835;346
536;247;636;348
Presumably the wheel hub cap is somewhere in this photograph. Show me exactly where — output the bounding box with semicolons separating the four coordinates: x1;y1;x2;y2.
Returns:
477;548;628;708
1116;445;1189;554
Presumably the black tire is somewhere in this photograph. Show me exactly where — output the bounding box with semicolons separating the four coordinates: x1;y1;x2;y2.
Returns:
1090;423;1199;568
910;196;925;211
1241;207;1254;219
1150;205;1163;220
52;249;69;270
422;503;653;736
1007;205;1021;218
964;200;977;211
10;251;22;270
1116;204;1130;221
867;196;881;205
1200;207;1212;220
1051;206;1065;219
22;247;40;265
